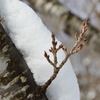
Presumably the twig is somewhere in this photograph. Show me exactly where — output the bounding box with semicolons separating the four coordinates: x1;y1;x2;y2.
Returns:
70;20;89;54
41;20;89;92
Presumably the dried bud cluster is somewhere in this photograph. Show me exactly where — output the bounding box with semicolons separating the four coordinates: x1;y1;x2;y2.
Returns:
41;20;89;92
70;20;89;54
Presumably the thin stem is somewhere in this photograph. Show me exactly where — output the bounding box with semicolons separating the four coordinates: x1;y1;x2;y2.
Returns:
41;20;89;92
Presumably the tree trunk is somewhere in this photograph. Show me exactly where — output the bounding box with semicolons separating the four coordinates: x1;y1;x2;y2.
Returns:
0;23;48;100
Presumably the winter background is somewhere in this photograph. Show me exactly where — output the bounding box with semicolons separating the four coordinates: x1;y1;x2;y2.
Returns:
22;0;100;100
1;0;100;100
0;0;80;100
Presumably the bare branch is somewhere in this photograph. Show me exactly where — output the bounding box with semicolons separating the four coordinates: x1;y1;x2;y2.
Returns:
41;20;89;92
44;51;54;66
70;20;89;54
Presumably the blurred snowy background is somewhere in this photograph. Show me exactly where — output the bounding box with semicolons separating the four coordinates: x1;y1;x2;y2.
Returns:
23;0;100;100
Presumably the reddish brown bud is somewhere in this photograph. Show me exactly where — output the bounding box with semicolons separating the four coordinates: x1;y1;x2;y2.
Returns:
59;44;63;48
52;41;57;46
82;21;85;26
55;41;57;45
62;46;66;51
49;49;52;52
62;47;64;50
50;47;53;51
83;37;88;42
78;44;84;49
52;41;55;45
44;51;47;57
52;33;55;38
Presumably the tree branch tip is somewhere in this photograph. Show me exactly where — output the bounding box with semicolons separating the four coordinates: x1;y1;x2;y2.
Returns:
49;49;52;52
44;51;48;57
63;48;67;54
83;20;89;26
78;44;84;50
51;32;55;38
83;37;88;42
42;20;89;91
59;44;64;48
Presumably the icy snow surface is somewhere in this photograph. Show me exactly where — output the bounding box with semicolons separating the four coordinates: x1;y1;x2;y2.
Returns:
0;0;80;100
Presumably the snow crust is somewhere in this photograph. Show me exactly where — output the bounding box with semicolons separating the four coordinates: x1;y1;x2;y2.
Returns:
0;0;80;100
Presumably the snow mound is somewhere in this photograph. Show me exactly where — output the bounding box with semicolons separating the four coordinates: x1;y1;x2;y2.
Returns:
0;0;80;100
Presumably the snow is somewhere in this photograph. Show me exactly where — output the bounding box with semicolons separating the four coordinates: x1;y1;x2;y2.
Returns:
0;0;80;100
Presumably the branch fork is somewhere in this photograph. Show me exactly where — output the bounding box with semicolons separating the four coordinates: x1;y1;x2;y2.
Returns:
41;20;89;92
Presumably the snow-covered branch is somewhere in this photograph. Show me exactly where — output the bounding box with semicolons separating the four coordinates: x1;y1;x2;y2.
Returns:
0;23;48;100
0;0;80;99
